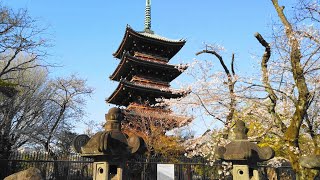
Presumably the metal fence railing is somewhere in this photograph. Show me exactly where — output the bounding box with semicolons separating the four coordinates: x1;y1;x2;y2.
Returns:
126;156;224;180
0;152;298;180
0;152;93;180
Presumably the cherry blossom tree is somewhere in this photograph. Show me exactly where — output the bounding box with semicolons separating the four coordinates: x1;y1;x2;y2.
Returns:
166;0;319;179
164;47;239;136
251;0;320;178
161;45;242;163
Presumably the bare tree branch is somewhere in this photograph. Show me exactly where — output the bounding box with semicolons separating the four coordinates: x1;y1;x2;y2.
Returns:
255;32;287;133
231;53;235;76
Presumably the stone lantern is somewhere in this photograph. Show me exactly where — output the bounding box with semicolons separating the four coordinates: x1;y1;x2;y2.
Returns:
300;155;320;170
73;107;146;180
217;120;275;180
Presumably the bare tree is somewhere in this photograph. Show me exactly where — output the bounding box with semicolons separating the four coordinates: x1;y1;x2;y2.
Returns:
0;4;48;81
54;129;78;156
0;3;51;159
0;62;49;159
83;119;103;137
0;69;93;159
31;75;93;158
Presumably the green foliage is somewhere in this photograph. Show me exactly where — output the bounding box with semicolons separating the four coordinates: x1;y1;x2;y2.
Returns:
149;126;185;159
0;79;17;87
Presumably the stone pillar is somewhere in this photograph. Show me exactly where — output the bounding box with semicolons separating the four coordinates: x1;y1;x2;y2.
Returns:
252;170;259;180
232;165;249;180
93;162;124;180
231;165;259;180
93;162;108;180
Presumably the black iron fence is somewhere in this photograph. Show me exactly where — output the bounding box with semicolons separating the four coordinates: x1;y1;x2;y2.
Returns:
258;164;296;180
0;152;93;180
0;152;297;180
126;156;224;180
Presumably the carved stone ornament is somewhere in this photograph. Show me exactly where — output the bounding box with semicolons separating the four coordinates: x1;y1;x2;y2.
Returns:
300;155;320;169
72;134;90;153
72;107;146;158
217;120;275;164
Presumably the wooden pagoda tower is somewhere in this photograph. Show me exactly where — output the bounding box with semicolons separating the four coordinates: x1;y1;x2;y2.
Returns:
107;0;190;137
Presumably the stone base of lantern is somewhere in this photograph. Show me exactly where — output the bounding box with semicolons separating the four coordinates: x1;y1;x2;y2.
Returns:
93;161;124;180
232;165;260;180
232;165;249;180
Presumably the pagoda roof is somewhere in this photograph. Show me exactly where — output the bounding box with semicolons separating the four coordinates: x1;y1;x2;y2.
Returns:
113;26;186;59
110;52;187;82
106;80;186;107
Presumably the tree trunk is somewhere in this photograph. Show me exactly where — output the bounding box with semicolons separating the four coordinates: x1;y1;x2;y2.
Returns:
0;129;12;179
271;0;318;179
0;110;15;159
44;142;60;179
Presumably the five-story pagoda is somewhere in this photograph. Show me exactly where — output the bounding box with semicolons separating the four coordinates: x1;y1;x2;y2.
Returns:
107;0;189;137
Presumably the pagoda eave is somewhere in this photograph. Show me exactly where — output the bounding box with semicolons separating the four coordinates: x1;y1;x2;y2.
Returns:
106;80;185;107
123;112;192;132
113;26;186;60
109;53;187;82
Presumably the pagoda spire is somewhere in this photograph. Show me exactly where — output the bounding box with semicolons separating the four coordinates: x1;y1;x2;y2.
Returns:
144;0;153;34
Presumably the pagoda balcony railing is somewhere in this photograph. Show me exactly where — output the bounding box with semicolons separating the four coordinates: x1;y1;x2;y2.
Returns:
134;52;168;64
127;102;170;112
131;75;169;88
123;106;192;130
130;79;171;90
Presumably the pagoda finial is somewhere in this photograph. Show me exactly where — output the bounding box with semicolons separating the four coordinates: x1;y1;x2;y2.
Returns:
144;0;153;34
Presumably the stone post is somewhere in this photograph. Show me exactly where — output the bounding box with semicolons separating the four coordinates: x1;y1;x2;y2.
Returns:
93;161;125;180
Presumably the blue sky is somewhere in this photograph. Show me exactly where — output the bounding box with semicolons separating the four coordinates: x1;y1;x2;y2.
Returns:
4;0;293;135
